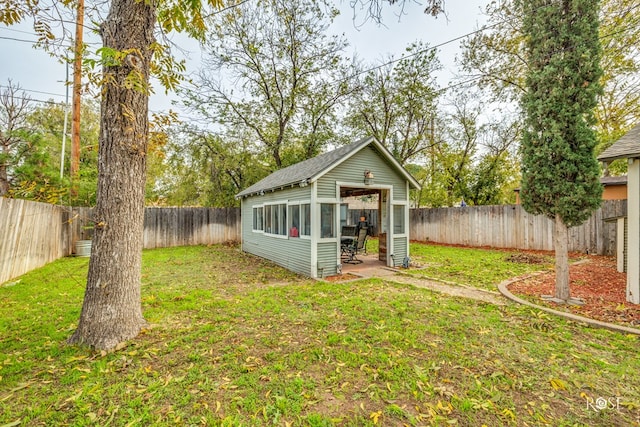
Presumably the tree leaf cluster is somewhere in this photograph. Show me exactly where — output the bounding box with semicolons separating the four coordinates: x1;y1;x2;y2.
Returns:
461;0;640;174
409;93;521;208
0;81;103;205
345;42;441;166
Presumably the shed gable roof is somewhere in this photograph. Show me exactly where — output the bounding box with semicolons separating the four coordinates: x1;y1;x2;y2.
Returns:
598;123;640;161
236;136;420;198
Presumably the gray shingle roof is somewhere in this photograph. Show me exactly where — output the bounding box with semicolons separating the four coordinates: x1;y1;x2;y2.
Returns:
236;136;372;198
598;123;640;161
601;175;627;186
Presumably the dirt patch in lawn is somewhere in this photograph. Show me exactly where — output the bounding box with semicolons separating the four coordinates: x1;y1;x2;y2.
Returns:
505;252;550;264
324;273;362;282
509;255;640;328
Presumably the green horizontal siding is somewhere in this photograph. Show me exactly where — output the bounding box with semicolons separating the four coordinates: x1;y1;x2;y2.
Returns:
392;236;407;266
317;145;407;200
241;188;312;277
317;241;338;277
242;234;312;276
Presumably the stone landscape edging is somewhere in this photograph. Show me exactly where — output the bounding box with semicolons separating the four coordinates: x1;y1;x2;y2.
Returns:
498;276;640;337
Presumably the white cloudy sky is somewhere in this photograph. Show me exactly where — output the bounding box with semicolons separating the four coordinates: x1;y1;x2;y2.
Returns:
0;1;488;114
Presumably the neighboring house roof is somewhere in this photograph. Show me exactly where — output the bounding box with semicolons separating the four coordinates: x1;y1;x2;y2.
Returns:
598;123;640;161
601;175;628;186
514;175;628;193
236;136;421;198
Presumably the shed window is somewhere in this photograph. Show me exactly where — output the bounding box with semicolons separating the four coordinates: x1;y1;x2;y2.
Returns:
253;207;264;231
300;203;311;236
288;203;310;238
289;204;300;237
264;205;272;232
393;205;405;234
320;203;335;238
265;203;287;236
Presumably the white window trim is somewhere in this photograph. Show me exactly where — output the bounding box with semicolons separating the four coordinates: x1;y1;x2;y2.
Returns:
406;181;411;257
310;183;318;278
335;182;395;267
263;200;289;238
299;201;312;240
392;202;409;238
318;200;339;242
287;200;312;240
252;204;265;233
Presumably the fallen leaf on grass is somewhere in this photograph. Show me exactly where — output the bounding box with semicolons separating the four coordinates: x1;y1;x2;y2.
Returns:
501;408;516;421
65;390;83;403
370;410;382;424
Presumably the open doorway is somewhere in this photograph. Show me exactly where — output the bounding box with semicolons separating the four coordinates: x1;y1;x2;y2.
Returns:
338;186;389;273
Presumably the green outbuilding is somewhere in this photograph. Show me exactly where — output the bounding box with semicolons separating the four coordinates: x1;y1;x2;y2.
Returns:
236;136;421;278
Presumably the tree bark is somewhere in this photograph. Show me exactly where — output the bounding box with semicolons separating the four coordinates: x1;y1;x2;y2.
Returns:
0;144;8;196
554;213;570;301
68;0;155;350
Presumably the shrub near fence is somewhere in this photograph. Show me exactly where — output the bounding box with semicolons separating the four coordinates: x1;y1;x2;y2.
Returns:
0;200;241;285
410;200;626;256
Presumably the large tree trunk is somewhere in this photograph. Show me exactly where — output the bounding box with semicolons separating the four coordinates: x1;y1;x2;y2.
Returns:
68;0;155;350
554;213;570;301
0;160;8;196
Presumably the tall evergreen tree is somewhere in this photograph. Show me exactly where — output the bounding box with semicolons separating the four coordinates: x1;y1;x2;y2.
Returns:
519;0;603;302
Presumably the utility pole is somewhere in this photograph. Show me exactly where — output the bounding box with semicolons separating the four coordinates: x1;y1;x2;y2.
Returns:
60;62;70;180
70;0;84;197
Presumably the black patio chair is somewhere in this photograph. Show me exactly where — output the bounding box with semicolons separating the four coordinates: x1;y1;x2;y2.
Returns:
341;226;368;264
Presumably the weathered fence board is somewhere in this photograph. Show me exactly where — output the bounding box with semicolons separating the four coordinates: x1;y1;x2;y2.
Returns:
0;198;67;285
0;199;626;285
0;201;241;284
410;200;625;255
142;207;241;248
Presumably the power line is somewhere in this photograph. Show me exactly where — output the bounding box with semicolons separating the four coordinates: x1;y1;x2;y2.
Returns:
8;95;63;106
5;4;637;110
0;84;66;99
0;26;39;36
325;20;502;91
0;0;252;39
0;35;38;44
0;33;101;48
342;12;639;95
0;2;502;100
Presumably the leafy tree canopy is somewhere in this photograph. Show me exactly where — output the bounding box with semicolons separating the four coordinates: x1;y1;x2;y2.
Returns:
461;0;639;173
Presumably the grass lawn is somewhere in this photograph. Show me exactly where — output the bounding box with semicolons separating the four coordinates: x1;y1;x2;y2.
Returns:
406;243;556;291
1;244;639;426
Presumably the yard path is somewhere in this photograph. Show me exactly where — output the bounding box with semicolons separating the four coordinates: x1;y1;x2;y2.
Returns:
385;274;506;305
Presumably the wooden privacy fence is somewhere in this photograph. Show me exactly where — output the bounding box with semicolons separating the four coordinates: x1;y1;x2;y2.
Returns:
410;200;626;256
142;207;240;248
0;199;71;286
0;198;626;285
0;200;241;285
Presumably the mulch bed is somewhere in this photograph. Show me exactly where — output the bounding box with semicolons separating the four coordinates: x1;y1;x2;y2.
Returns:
324;273;362;282
509;255;640;328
